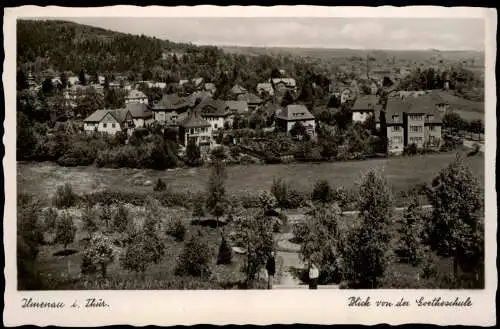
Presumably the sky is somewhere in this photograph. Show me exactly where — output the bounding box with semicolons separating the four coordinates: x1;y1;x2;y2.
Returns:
64;17;484;51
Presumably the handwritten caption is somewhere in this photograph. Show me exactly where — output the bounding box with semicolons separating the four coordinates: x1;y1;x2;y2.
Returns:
22;297;109;309
348;296;472;308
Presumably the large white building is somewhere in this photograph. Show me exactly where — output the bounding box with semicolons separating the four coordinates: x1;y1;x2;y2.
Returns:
83;109;135;135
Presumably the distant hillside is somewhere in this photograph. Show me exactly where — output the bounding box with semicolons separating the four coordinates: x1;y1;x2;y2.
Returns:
220;45;484;67
17;19;192;75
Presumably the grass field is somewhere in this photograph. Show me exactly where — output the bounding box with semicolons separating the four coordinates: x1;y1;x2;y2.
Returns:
17;151;484;202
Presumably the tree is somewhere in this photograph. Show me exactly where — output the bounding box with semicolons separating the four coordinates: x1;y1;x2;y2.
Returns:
78;69;87;86
206;159;227;228
333;105;353;131
100;205;112;230
81;232;115;278
17;69;29;91
281;90;295;107
289;121;308;140
185;138;202;166
426;154;483;280
233;209;275;287
113;205;130;233
397;195;426;266
293;203;344;284
342;169;393;288
217;235;233;265
192;198;206;220
81;205;98;238
54;211;76;250
43;207;58;234
442;112;468;133
53;183;78;208
176;230;212;277
311;180;334;205
120;232;151;274
41;77;54;96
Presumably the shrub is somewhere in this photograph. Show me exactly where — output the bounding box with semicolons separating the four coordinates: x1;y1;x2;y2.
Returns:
271;178;289;208
43;207;58;233
81;205;99;238
165;217;187;242
311;180;334;205
81;232;115;277
404;143;418;155
176;231;212;277
53;183;78;208
217;236;233;265
113;205;130;233
153;178;167;192
53;211;76;250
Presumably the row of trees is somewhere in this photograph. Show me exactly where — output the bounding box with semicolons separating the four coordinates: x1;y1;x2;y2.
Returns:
294;154;484;288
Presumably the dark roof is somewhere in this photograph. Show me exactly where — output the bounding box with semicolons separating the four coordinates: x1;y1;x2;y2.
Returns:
277;104;315;121
237;92;263;104
179;111;211;128
352;95;380;111
125;103;152;119
226;100;248;114
153;93;192;111
83;109;132;123
385;95;442;124
196;99;230;117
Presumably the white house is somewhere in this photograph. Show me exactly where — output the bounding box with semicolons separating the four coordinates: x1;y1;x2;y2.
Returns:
125;89;148;104
276;104;316;137
83;109;135;135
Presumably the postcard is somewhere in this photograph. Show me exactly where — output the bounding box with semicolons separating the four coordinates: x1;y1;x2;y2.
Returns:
3;5;497;326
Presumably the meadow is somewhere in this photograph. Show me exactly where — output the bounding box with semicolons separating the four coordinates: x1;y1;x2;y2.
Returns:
18;150;484;203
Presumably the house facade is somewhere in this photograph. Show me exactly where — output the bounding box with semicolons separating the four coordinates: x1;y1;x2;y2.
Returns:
257;82;274;96
125;103;154;128
351;95;380;123
125;89;148;104
192;99;231;132
382;95;442;155
276;104;316;137
178;111;213;154
152;93;192;124
271;78;297;93
83;109;135;135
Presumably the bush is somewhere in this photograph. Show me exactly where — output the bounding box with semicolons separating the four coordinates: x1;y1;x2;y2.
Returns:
53;183;78;208
43;207;58;233
113;205;130;233
271;178;289;208
53;211;76;249
176;231;212;277
217;236;233;265
165;217;187;242
153;178;167;192
311;180;333;204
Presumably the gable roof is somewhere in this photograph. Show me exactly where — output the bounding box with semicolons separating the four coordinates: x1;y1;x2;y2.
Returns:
196;99;230;117
230;84;248;95
385;95;442;124
126;89;147;99
153;93;192;111
237;92;263;104
83;109;132;123
125;103;152;119
179;111;211;128
352;95;380;111
226;100;249;114
257;82;274;93
277;104;315;121
271;78;296;87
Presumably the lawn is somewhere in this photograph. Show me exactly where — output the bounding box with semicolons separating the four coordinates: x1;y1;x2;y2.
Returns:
17;150;484;202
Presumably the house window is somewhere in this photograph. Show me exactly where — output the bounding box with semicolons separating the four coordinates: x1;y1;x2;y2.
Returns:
410;125;423;133
392;126;401;132
427;114;435;121
429;125;436;131
409;137;424;144
409;114;423;120
103;123;107;128
112;123;116;128
392;136;403;144
392;115;400;122
214;124;218;129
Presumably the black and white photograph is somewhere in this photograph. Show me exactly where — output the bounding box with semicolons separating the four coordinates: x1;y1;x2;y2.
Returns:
3;5;497;327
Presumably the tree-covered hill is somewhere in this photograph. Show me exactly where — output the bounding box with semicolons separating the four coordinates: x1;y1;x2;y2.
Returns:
17;19;192;77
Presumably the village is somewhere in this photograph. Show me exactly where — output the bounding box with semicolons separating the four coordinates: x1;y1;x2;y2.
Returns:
16;18;485;292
